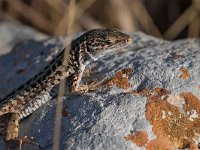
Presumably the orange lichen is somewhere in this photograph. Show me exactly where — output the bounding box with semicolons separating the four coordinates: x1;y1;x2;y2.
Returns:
151;87;171;96
124;131;148;147
62;107;70;117
106;68;133;90
179;67;190;79
145;89;200;149
146;138;176;150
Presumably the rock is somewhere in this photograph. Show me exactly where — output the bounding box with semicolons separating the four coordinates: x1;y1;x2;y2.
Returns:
0;22;47;55
0;23;200;150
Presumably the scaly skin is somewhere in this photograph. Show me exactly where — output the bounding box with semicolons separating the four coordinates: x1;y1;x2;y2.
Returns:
0;28;132;149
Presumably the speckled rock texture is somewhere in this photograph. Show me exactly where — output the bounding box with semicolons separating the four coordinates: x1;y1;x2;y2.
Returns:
0;22;47;55
0;23;200;150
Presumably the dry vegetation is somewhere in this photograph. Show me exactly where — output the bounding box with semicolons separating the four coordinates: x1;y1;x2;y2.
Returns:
0;0;200;40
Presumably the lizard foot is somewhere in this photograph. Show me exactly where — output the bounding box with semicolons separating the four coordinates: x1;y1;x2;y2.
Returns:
6;136;40;150
0;113;40;149
72;77;107;94
70;70;107;94
86;77;108;92
71;84;89;95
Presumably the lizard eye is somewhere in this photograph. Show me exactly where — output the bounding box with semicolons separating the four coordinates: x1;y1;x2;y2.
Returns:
106;40;113;44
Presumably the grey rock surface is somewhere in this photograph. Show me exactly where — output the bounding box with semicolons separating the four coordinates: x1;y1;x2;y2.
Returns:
0;23;200;150
0;22;47;55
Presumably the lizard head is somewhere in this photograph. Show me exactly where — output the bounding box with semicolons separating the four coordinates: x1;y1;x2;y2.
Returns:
81;28;132;60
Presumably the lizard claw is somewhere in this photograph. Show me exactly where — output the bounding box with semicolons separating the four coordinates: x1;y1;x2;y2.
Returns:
0;113;40;149
19;136;40;150
6;136;40;150
87;77;108;91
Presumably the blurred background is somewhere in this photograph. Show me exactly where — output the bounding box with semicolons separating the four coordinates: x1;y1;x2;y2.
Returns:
0;1;199;150
0;0;200;40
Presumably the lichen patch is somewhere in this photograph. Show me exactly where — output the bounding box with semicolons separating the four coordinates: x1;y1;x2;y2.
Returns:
62;107;70;117
145;89;200;149
179;66;190;79
146;138;176;150
105;68;133;90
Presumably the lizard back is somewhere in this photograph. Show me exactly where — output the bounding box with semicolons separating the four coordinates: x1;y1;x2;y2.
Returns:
0;49;68;118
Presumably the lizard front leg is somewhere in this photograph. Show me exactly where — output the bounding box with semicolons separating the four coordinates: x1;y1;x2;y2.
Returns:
70;67;89;94
69;66;106;94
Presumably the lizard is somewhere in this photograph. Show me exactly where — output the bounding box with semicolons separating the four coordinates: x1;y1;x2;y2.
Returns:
0;28;132;149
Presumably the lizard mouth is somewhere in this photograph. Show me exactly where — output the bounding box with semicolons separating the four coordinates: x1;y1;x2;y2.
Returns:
115;38;132;52
125;37;133;45
118;37;132;48
109;37;132;49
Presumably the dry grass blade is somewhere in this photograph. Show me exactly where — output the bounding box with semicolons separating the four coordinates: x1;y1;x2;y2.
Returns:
77;0;97;17
53;1;76;150
164;1;200;40
0;0;3;19
74;0;99;30
188;14;200;37
188;0;200;38
79;12;104;29
109;0;136;32
43;0;97;34
46;0;63;11
131;0;162;38
53;0;77;35
6;0;53;34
